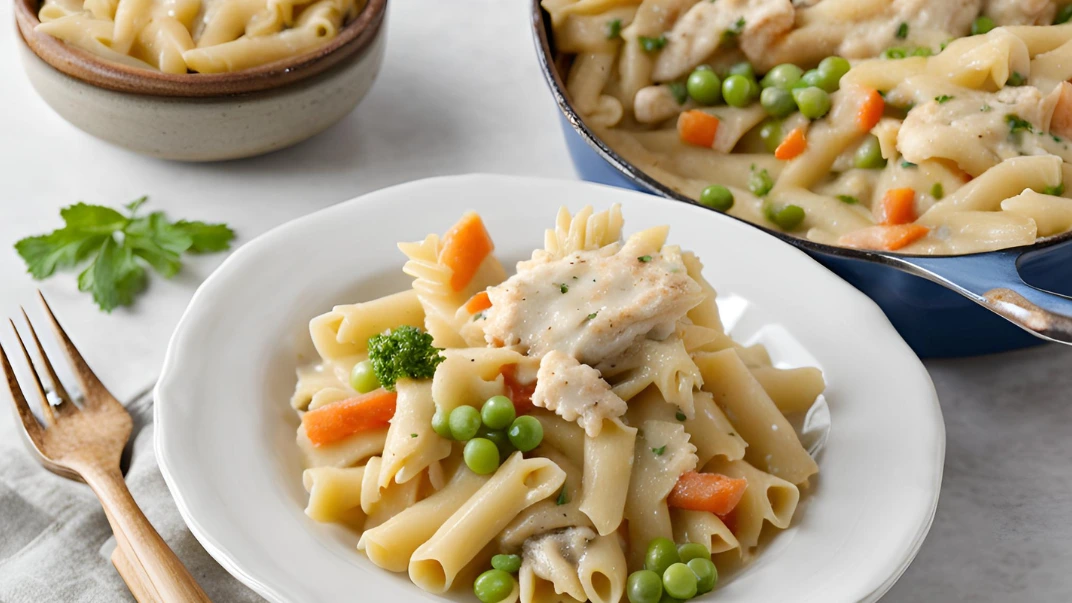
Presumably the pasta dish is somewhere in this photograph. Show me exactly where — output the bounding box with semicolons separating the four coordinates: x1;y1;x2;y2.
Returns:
35;0;365;73
546;0;1072;255
291;206;825;603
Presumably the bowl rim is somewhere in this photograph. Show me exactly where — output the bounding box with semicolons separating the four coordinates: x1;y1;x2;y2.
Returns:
527;0;1072;263
14;0;387;98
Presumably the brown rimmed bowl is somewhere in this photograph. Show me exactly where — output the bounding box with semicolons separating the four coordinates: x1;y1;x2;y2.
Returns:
14;0;388;160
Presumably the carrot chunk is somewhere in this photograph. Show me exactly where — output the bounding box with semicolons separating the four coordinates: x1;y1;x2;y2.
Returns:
677;110;720;147
440;212;495;292
302;390;397;447
464;291;492;314
501;364;536;415
838;224;930;251
774;127;807;161
667;471;748;516
857;89;884;132
880;187;917;225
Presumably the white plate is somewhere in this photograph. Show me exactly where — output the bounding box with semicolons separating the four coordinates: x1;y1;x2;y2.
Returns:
156;174;944;603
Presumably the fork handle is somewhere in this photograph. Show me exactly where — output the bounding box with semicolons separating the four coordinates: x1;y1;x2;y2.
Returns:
83;465;213;603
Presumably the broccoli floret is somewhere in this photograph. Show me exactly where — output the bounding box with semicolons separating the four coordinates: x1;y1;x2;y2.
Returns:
367;326;444;391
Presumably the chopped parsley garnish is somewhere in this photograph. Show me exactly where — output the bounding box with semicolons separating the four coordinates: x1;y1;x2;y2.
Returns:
586;312;599;321
639;35;667;53
981;104;993;112
652;445;667;456
930;183;944;200
935;95;954;104
748;165;774;197
556;484;570;505
559;283;569;294
410;433;418;438
472;311;486;322
837;195;859;205
606;18;621;40
367;325;444;391
638;255;653;263
901;160;917;169
1006;114;1033;134
675;411;687;421
1044;182;1066;196
895;22;909;39
1008;71;1026;86
720;17;745;44
668;81;688;105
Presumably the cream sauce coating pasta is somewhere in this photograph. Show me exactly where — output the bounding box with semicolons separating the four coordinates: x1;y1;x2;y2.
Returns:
36;0;365;73
547;0;1072;255
291;205;825;601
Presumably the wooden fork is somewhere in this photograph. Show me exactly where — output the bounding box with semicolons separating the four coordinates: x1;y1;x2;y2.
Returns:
2;293;212;603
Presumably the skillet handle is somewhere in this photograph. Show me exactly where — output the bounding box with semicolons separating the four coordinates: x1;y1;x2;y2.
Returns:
887;238;1072;345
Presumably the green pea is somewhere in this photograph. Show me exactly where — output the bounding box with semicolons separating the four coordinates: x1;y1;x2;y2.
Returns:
800;69;824;88
626;570;664;603
1058;4;1072;25
659;595;684;603
677;542;711;563
688;558;718;594
349;360;380;393
481;395;516;430
464;438;501;475
722;74;753;107
645;538;680;575
662;563;698;600
449;405;481;441
491;554;522;573
817;56;851;90
431;409;453;439
793;86;831;119
699;185;734;212
478;427;513;457
759;120;783;153
507;415;543;452
766;204;806;231
760;86;796;117
854;135;887;169
727;61;755;80
972;15;995;35
473;569;514;603
749;167;774;197
761;63;803;90
686;69;722;105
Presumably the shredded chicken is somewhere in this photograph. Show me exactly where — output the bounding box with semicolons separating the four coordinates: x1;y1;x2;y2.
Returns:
532;351;627;437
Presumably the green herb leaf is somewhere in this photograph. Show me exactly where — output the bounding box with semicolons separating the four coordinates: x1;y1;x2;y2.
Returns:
1006;114;1033;134
76;237;147;312
1008;71;1026;86
675;411;687;421
556;484;570;505
930;183;944;200
586;312;598;321
559;283;569;294
411;433;418;438
637;255;653;263
668;81;688;105
895;22;909;39
1044;182;1065;196
639;35;667;53
935;95;954;104
652;445;667;456
605;18;621;40
901;160;917;169
174;221;236;253
981;104;992;112
836;195;859;205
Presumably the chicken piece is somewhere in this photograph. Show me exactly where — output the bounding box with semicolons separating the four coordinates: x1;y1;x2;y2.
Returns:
521;527;598;602
635;84;689;124
984;0;1057;26
483;242;704;366
652;0;795;82
532;351;627;437
836;0;981;59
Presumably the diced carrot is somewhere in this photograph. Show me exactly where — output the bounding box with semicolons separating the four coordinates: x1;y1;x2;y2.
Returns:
719;507;738;535
464;291;492;314
838;224;930;251
302;390;397;447
677;110;720;147
440;212;495;292
857;89;884;132
501;364;536;415
1051;81;1072;140
774;127;807;161
880;187;916;225
667;471;748;516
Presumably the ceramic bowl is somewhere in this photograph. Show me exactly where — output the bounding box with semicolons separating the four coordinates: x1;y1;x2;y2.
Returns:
156;174;944;603
14;0;387;161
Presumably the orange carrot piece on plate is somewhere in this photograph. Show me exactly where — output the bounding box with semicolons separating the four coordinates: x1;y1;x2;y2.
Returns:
880;187;916;225
302;390;397;447
677;110;720;147
838;224;930;251
667;471;748;516
857;89;884;132
774;127;807;160
440;212;495;292
464;291;492;314
501;364;536;415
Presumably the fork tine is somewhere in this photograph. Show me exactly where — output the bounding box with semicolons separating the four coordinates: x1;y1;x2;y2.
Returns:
10;319;57;425
37;291;112;407
21;307;78;417
1;338;46;446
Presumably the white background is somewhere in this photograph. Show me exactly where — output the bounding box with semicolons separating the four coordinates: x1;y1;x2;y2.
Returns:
1;1;1071;601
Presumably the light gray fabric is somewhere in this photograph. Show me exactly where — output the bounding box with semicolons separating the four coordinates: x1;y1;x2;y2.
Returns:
0;393;262;603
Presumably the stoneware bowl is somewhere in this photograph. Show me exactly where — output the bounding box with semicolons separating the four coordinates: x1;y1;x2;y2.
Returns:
14;0;387;161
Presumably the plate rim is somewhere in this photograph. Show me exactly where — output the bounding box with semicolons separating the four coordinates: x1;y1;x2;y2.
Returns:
155;173;945;603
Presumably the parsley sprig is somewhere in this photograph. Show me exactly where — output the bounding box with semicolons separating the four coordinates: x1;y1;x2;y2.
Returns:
14;197;234;312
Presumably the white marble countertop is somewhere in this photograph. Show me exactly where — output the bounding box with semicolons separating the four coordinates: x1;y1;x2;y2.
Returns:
1;1;1070;601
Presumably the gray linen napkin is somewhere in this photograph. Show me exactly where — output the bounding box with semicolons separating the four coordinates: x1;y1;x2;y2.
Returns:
0;391;263;603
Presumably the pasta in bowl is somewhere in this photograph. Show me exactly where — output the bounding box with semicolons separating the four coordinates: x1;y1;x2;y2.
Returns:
292;205;826;603
154;175;943;603
544;0;1072;256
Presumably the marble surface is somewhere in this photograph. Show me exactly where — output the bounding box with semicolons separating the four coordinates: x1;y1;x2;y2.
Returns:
0;0;1070;601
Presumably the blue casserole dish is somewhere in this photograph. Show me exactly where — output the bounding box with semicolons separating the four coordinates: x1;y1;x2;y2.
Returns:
530;2;1072;358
